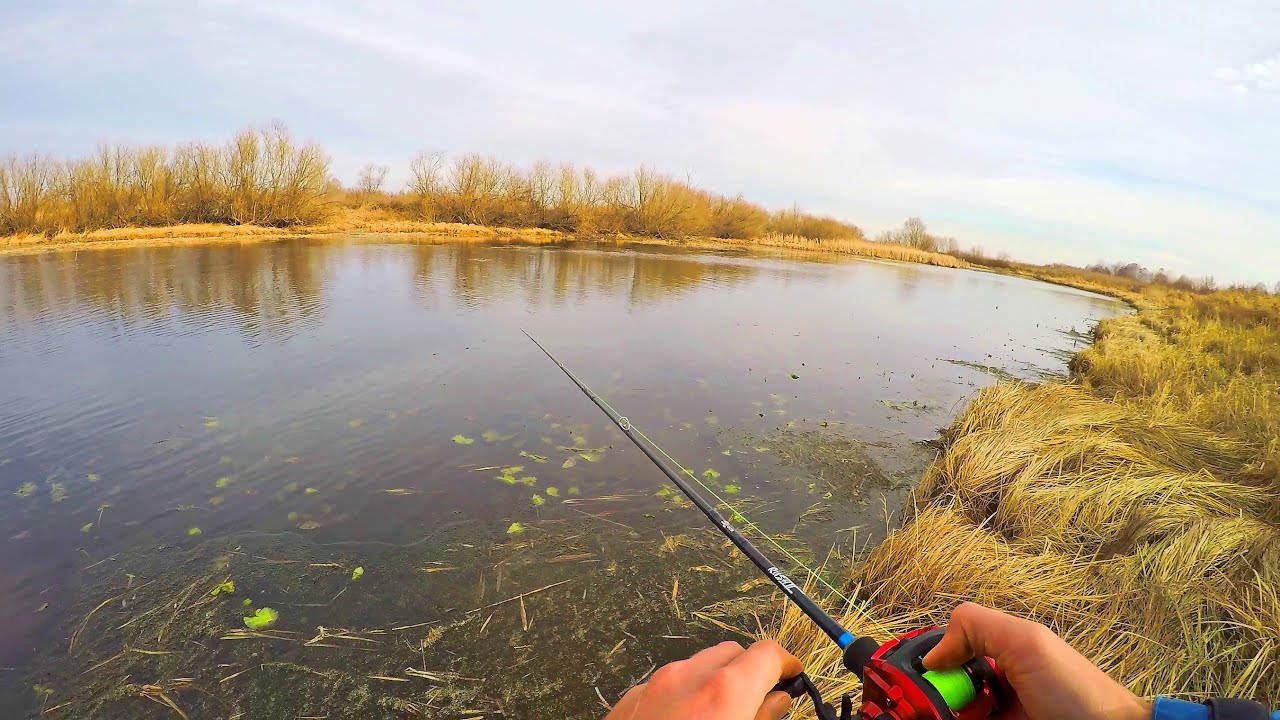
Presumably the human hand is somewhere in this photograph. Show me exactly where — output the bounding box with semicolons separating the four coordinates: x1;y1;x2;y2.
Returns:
605;640;803;720
923;603;1150;720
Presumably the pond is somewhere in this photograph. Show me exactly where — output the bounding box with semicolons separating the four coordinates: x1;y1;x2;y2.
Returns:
0;238;1125;718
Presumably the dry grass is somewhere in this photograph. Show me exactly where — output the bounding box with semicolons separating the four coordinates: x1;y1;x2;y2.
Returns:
773;287;1280;712
0;207;569;255
0;206;965;271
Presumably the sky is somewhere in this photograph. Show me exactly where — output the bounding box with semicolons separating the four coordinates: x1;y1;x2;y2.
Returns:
2;1;1278;285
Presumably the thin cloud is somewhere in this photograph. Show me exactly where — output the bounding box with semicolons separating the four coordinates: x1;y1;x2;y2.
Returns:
1215;54;1280;95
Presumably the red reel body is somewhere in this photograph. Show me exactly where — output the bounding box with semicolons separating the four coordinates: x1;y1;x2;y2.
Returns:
858;627;1006;720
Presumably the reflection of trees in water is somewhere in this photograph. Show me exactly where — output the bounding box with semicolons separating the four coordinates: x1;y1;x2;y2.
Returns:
2;240;765;344
1;241;325;343
409;243;760;307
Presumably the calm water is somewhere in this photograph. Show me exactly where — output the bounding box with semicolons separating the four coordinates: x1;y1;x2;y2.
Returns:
0;239;1124;718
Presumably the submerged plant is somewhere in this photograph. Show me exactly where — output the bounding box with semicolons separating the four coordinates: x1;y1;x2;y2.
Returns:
506;522;524;535
211;580;235;597
530;494;545;507
351;566;364;581
14;482;35;498
451;434;475;445
186;527;202;536
243;607;279;630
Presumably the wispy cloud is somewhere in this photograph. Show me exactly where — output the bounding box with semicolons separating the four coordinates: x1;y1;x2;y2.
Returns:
1215;54;1280;95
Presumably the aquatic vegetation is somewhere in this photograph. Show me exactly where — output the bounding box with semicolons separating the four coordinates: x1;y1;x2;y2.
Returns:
506;522;524;535
297;520;321;530
14;482;35;498
348;419;363;428
567;486;580;495
578;451;604;463
80;522;93;533
49;482;67;503
451;434;475;445
519;451;549;463
561;457;578;469
211;580;235;597
243;607;279;630
544;487;559;497
722;485;741;495
215;476;231;488
351;566;364;581
530;494;545;507
209;495;225;505
500;466;524;475
187;527;202;536
383;488;415;496
304;488;318;495
204;417;221;429
496;474;517;486
86;473;99;482
702;469;720;480
880;399;928;412
518;476;537;486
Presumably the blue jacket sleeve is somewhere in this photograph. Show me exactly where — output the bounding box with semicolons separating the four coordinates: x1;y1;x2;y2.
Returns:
1152;697;1276;720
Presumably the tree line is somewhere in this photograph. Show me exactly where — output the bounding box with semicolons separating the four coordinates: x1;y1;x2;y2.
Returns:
1;123;865;242
0;123;330;234
6;123;1264;293
361;152;866;240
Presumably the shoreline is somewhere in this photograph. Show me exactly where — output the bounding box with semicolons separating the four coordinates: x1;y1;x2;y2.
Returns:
3;216;1139;308
775;280;1279;706
0;208;969;270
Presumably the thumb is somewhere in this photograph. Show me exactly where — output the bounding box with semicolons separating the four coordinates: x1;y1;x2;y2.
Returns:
922;602;1026;671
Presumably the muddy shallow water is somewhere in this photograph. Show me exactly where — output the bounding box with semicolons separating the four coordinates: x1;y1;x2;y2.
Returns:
0;238;1124;718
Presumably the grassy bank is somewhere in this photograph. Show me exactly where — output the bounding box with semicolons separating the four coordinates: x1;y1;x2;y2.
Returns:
776;287;1280;711
0;206;968;269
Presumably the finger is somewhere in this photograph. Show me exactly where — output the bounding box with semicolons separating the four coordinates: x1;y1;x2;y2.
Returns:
685;640;746;672
754;690;795;720
604;683;646;720
922;602;1033;670
724;640;804;698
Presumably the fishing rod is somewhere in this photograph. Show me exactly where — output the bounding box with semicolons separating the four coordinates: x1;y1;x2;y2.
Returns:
525;331;1011;720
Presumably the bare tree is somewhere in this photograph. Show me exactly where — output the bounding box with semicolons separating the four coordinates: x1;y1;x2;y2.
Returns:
899;216;938;251
354;163;389;204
